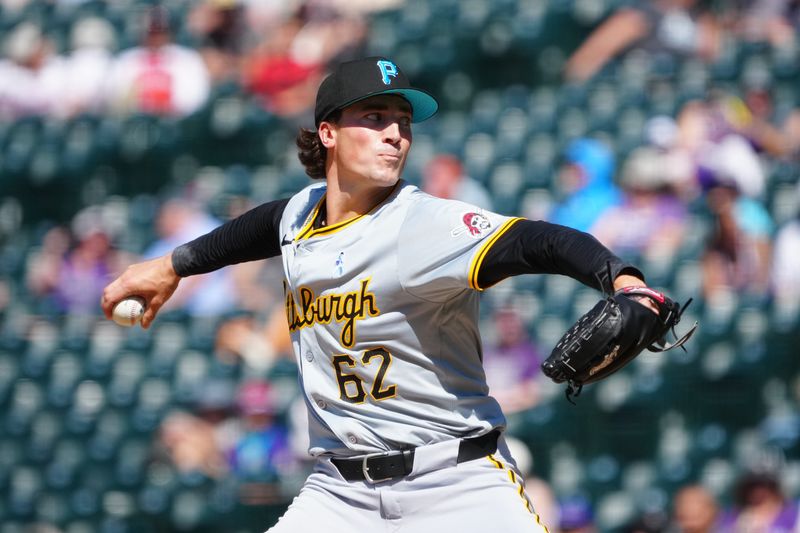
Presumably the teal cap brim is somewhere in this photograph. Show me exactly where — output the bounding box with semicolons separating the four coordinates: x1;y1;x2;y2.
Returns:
338;88;439;123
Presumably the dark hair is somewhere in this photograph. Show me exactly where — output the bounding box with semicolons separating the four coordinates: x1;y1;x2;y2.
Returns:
735;472;781;507
296;110;341;180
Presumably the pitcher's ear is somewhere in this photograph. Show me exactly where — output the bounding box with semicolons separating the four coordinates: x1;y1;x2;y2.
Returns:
319;121;336;149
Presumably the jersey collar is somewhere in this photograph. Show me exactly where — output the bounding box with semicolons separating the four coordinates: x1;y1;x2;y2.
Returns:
296;181;403;240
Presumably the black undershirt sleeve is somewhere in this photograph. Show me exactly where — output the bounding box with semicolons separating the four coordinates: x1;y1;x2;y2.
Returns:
476;219;644;292
171;198;289;277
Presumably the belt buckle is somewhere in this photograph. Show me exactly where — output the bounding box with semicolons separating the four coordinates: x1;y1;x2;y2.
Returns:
361;451;394;484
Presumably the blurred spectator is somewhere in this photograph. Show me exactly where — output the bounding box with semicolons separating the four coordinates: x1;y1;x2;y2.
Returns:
187;0;248;84
718;470;800;532
701;181;773;300
49;17;117;118
215;308;293;372
0;22;62;119
26;226;72;312
591;145;689;261
53;228;116;315
771;204;800;313
737;88;800;160
242;9;322;120
143;197;238;316
670;97;775;299
564;0;723;83
227;380;293;485
549;138;621;233
735;0;799;48
482;306;542;414
323;0;405;16
671;484;721;533
26;210;130;316
159;410;229;479
678;97;767;200
622;511;669;533
422;154;494;209
105;6;210;116
558;495;597;533
643;115;700;200
288;3;368;66
243;3;366;121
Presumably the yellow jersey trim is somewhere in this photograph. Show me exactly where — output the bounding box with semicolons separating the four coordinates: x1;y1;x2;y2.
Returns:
468;217;524;291
297;183;401;241
486;454;550;531
295;195;326;240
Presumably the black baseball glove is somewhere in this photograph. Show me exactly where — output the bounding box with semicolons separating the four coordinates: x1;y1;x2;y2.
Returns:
541;286;697;402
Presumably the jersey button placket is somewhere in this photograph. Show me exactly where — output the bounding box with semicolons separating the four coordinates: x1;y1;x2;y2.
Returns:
305;351;314;362
315;398;327;409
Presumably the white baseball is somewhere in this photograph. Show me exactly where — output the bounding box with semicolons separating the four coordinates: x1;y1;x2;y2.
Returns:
112;297;146;327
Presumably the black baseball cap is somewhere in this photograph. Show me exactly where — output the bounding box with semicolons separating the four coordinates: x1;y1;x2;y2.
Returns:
314;56;439;127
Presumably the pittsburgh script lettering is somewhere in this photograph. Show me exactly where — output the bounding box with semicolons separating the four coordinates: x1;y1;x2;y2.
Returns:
285;278;380;347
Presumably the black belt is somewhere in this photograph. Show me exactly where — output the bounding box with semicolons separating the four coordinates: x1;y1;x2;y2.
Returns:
331;430;500;483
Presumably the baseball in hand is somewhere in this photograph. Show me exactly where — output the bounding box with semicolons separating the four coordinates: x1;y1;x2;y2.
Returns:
112;297;146;327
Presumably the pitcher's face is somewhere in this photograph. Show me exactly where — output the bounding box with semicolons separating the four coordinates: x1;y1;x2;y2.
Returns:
324;94;413;188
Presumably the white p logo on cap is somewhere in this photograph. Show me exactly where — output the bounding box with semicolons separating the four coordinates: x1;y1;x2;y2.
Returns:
376;60;398;85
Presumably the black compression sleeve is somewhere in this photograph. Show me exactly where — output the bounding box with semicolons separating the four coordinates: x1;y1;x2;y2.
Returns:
476;219;644;292
171;198;289;277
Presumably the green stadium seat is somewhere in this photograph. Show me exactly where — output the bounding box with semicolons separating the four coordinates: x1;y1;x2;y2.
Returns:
86;410;128;464
556;106;589;146
740;53;773;91
488;161;525;214
86;322;125;380
522;133;557;189
173;350;211;405
772;44;800;81
107;351;147;409
433;111;469;155
595;490;637;531
0;352;18;408
585;454;621;494
494;107;528;160
462;132;496;184
56;119;105;208
527;87;558;134
69;487;101;519
60;315;94;353
148;321;187;379
65;380;106;437
5;379;45;438
131;377;171;433
6;465;42;521
586;82;621;133
46;350;83;409
469;90;503;135
114;439;150;489
26;409;61;466
614;105;647;155
396;0;433;41
709;39;742;82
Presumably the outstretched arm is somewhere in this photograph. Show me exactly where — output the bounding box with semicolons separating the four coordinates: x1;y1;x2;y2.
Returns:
476;219;645;292
101;198;289;328
476;219;660;314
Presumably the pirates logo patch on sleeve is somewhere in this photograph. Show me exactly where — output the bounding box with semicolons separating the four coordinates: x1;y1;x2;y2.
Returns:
451;212;492;239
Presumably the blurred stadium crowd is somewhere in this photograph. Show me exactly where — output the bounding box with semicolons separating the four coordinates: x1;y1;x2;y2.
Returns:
0;0;799;531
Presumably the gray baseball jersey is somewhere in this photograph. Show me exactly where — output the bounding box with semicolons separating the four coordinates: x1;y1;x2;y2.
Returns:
279;180;520;457
171;173;634;533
